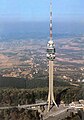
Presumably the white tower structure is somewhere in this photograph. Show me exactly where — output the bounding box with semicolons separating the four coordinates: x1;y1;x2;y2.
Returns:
47;0;57;111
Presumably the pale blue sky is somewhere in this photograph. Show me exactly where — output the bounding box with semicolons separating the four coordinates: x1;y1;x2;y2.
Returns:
0;0;84;22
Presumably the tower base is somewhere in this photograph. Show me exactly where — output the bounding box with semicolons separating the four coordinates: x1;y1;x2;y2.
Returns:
47;93;57;111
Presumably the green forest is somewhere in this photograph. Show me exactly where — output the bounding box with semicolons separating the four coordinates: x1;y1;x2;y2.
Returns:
0;76;84;120
0;76;71;89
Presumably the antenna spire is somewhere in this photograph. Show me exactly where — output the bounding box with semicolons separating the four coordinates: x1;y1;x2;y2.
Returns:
50;0;53;41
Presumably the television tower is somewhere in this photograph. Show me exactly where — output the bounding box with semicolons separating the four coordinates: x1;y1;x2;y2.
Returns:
47;0;57;111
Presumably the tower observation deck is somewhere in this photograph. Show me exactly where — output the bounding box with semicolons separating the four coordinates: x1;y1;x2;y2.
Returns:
47;0;57;111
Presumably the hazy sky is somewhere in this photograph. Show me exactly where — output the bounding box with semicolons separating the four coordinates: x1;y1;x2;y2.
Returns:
0;0;84;22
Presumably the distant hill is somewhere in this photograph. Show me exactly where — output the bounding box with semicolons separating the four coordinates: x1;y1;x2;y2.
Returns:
0;21;84;41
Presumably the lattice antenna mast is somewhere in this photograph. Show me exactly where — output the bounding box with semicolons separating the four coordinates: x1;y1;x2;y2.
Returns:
50;0;53;41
